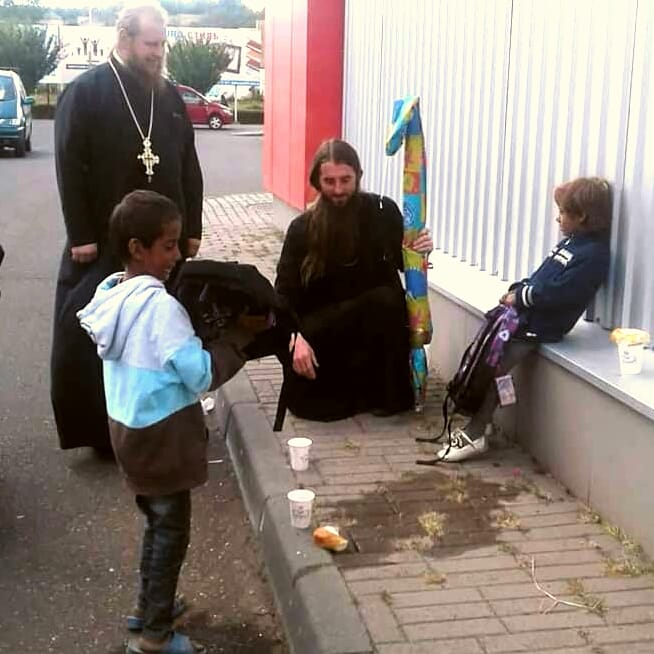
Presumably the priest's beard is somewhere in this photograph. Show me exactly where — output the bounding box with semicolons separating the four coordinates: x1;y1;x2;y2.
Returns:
126;54;166;92
301;192;362;286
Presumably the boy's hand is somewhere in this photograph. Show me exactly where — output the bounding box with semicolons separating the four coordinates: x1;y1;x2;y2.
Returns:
500;292;516;306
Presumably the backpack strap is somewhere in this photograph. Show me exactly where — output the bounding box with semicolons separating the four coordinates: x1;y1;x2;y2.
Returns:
415;393;449;444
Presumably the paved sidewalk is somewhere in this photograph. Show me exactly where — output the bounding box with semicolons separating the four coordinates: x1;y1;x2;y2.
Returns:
200;194;654;654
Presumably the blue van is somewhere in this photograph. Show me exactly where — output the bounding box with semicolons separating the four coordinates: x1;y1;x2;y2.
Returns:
0;70;34;157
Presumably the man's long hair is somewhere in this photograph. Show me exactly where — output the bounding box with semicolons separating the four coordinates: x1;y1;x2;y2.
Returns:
301;139;363;286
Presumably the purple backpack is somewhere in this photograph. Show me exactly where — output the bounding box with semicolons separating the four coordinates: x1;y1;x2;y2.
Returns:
416;305;520;460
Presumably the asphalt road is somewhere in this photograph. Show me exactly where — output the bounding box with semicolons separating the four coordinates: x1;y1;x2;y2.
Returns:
0;121;285;653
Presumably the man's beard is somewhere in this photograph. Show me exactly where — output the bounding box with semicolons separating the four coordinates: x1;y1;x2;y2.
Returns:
320;192;362;264
126;55;165;91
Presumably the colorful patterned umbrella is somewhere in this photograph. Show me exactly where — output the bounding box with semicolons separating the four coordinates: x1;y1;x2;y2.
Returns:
385;96;433;410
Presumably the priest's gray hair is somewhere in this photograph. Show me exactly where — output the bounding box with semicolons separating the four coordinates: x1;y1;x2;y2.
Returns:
116;2;168;37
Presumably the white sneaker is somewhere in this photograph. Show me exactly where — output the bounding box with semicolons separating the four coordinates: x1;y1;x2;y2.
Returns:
436;429;488;462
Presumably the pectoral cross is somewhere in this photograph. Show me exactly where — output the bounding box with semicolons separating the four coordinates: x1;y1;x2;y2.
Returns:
138;137;160;183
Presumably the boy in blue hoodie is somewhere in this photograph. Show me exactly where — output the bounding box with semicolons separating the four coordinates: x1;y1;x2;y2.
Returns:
78;190;245;654
439;176;613;462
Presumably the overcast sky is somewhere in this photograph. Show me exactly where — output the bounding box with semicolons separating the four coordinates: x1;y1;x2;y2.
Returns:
38;0;265;11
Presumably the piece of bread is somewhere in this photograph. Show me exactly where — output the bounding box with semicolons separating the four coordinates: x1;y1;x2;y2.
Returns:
610;328;650;346
313;525;349;552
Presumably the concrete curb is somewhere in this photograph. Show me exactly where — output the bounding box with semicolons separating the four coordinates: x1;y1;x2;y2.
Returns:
217;371;373;654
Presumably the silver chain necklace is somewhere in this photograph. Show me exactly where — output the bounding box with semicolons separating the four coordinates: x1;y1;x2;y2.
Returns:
108;57;160;182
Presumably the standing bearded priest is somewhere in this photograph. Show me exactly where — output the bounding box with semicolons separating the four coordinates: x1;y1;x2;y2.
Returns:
51;3;203;454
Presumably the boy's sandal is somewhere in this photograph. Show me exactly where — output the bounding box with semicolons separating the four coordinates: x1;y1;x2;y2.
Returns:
126;631;205;654
127;596;189;632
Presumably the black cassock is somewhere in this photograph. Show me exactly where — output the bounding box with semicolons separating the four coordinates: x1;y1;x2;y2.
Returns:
51;56;203;450
275;193;414;422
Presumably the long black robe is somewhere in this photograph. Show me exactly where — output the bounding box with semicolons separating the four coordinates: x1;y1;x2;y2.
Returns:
275;193;414;421
51;57;203;450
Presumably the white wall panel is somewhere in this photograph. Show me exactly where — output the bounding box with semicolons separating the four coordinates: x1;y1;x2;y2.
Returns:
343;0;651;334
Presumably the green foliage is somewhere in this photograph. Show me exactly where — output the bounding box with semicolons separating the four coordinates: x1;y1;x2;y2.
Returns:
236;108;262;125
167;37;231;94
0;2;45;24
162;0;262;27
0;24;61;92
203;0;261;28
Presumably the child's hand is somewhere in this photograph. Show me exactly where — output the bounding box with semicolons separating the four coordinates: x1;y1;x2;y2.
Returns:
500;292;516;306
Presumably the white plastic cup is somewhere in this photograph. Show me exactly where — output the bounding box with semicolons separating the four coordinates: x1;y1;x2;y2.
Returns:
287;437;312;471
201;395;219;432
617;342;645;375
287;488;315;529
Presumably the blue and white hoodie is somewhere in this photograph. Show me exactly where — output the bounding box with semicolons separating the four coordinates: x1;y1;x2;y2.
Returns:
77;273;213;495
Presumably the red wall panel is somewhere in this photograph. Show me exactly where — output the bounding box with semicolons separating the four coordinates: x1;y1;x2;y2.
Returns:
263;0;344;211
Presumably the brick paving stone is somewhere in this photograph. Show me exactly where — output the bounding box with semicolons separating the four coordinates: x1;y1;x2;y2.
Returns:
342;562;428;581
597;644;654;653
482;629;587;652
356;595;405;643
422;554;518;573
585;623;654;644
605;605;654;625
395;602;494;624
337;551;425;568
501;611;605;632
404;616;507;640
377;640;484;654
204;194;654;654
390;588;485;608
489;597;577;617
518;536;620;554
603;589;654;608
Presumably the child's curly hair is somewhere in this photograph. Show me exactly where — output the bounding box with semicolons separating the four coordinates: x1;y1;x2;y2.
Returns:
554;177;612;235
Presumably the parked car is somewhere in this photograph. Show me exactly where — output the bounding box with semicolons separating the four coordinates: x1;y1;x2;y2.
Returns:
176;84;234;130
0;69;34;157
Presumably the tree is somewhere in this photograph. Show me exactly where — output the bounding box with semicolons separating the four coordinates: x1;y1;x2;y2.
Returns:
0;24;61;92
167;37;231;94
203;0;259;28
0;2;45;23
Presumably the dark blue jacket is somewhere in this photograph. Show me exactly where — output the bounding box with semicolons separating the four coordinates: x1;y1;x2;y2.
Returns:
510;233;610;342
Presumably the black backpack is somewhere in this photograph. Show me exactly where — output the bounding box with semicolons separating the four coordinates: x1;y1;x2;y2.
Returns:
416;305;519;464
168;258;294;431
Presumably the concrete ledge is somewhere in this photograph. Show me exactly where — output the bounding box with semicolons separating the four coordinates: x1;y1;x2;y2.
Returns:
427;250;654;422
427;284;654;556
217;371;373;654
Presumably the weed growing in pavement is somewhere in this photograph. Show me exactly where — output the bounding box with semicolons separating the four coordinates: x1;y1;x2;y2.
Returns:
424;570;447;585
578;506;602;524
566;579;607;616
394;535;433;552
418;512;447;539
439;475;469;504
576;508;654;577
494;511;523;531
497;542;519;556
343;439;361;452
502;476;553;503
381;590;394;605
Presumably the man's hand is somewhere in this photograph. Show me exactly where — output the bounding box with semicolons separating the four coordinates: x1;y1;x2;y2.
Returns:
408;229;433;255
290;332;319;380
71;243;98;263
500;292;516;307
186;238;201;258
